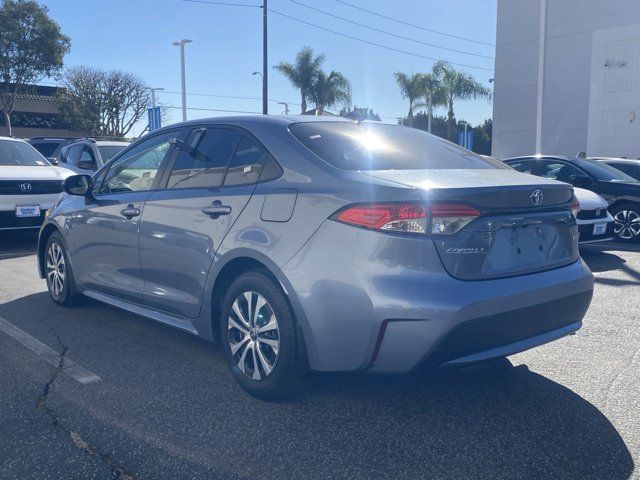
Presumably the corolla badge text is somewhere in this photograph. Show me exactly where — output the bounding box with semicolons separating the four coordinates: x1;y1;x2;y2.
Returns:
445;247;487;255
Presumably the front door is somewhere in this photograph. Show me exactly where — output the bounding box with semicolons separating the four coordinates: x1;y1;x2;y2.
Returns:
69;131;178;303
139;126;269;318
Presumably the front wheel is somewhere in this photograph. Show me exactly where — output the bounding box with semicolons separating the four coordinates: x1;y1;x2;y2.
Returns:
220;271;305;399
611;203;640;243
45;232;80;306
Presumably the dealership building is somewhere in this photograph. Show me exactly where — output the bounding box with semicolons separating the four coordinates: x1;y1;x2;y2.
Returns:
492;0;640;159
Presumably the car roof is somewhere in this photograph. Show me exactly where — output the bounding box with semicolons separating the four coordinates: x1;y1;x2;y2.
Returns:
0;136;28;143
591;157;640;164
505;155;575;162
94;140;130;146
150;114;356;134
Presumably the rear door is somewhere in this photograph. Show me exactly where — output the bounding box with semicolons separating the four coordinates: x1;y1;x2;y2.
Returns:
139;126;269;318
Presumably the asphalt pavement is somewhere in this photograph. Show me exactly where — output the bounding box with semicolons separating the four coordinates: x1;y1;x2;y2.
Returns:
0;230;638;479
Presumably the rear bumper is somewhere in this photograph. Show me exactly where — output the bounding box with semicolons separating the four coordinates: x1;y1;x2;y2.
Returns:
577;215;615;244
284;221;595;373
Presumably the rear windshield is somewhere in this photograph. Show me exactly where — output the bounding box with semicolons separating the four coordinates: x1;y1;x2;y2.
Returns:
289;122;502;171
30;142;59;158
98;145;127;162
575;158;638;183
0;140;50;166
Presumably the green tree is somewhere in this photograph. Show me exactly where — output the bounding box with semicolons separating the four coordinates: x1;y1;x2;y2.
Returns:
310;70;351;115
0;0;70;136
56;66;150;137
393;72;425;127
422;61;447;133
439;62;491;142
273;47;324;114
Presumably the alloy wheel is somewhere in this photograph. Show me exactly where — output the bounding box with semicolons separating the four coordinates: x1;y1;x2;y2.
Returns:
613;209;640;240
46;242;66;297
228;291;280;381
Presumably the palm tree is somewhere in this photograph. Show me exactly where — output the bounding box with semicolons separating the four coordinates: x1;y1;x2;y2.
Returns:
422;73;447;133
394;72;425;127
439;62;492;141
310;70;352;115
273;47;325;114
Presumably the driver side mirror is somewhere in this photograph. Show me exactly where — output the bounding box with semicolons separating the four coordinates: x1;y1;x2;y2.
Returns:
47;157;58;165
568;174;593;188
63;174;93;196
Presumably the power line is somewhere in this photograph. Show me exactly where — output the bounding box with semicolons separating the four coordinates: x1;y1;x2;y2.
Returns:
165;105;262;114
268;8;493;72
181;0;259;7
289;0;493;60
335;0;495;47
162;90;301;106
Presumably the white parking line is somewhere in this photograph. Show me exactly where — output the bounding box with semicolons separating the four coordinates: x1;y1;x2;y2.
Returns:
0;316;100;384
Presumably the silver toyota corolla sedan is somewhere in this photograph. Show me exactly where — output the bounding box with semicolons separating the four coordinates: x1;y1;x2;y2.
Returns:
37;116;594;398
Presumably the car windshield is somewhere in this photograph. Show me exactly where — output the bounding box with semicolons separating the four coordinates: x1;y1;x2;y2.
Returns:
0;140;50;166
575;158;638;183
98;145;127;162
290;122;505;171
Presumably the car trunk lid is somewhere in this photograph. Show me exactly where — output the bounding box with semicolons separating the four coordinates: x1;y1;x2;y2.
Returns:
361;169;579;280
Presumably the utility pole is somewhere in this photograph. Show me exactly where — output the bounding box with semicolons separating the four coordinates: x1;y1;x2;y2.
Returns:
262;0;268;115
172;39;192;122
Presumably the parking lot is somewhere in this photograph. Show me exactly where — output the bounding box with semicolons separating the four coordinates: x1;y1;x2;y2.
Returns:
0;231;638;479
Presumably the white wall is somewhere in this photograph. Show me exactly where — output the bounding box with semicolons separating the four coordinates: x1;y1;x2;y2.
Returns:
493;0;640;159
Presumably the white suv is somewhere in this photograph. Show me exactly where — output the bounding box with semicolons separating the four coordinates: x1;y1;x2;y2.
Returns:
0;137;73;231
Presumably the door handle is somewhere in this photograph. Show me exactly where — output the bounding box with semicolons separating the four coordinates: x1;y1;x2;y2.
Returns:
120;204;141;219
201;200;232;219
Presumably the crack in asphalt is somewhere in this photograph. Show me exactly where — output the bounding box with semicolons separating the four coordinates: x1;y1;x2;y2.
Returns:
36;328;136;480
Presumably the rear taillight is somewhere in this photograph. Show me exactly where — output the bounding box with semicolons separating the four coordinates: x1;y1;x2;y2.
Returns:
334;203;427;234
570;196;580;218
429;203;480;235
333;202;480;235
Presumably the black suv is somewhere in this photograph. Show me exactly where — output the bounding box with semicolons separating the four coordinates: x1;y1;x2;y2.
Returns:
505;155;640;242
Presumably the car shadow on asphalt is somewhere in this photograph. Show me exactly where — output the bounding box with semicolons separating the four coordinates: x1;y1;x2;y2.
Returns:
0;230;38;259
581;245;640;286
0;291;635;479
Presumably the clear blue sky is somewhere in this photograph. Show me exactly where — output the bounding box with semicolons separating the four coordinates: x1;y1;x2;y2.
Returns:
39;0;496;135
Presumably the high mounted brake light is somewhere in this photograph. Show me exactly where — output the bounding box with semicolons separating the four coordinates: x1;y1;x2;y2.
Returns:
333;202;480;235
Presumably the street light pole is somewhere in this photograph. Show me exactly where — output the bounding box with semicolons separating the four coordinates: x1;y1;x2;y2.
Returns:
172;39;192;122
278;102;289;115
262;0;268;115
148;87;164;109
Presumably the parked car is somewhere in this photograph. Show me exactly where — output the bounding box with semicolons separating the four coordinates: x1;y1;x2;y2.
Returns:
591;157;640;182
27;136;78;164
505;155;640;242
572;188;614;244
58;138;129;174
37;117;594;398
0;137;73;231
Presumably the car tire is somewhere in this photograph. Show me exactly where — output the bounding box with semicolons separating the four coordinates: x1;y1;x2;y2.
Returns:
45;232;80;307
220;270;306;400
611;203;640;243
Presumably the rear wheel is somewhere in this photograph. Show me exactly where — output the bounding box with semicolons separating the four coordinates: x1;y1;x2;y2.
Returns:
611;203;640;243
45;232;80;306
220;271;305;399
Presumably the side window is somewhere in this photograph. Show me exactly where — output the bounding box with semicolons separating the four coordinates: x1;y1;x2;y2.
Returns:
65;145;83;166
91;166;108;195
167;128;242;189
99;134;174;194
223;135;268;186
507;160;534;174
79;146;95;163
539;161;584;182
